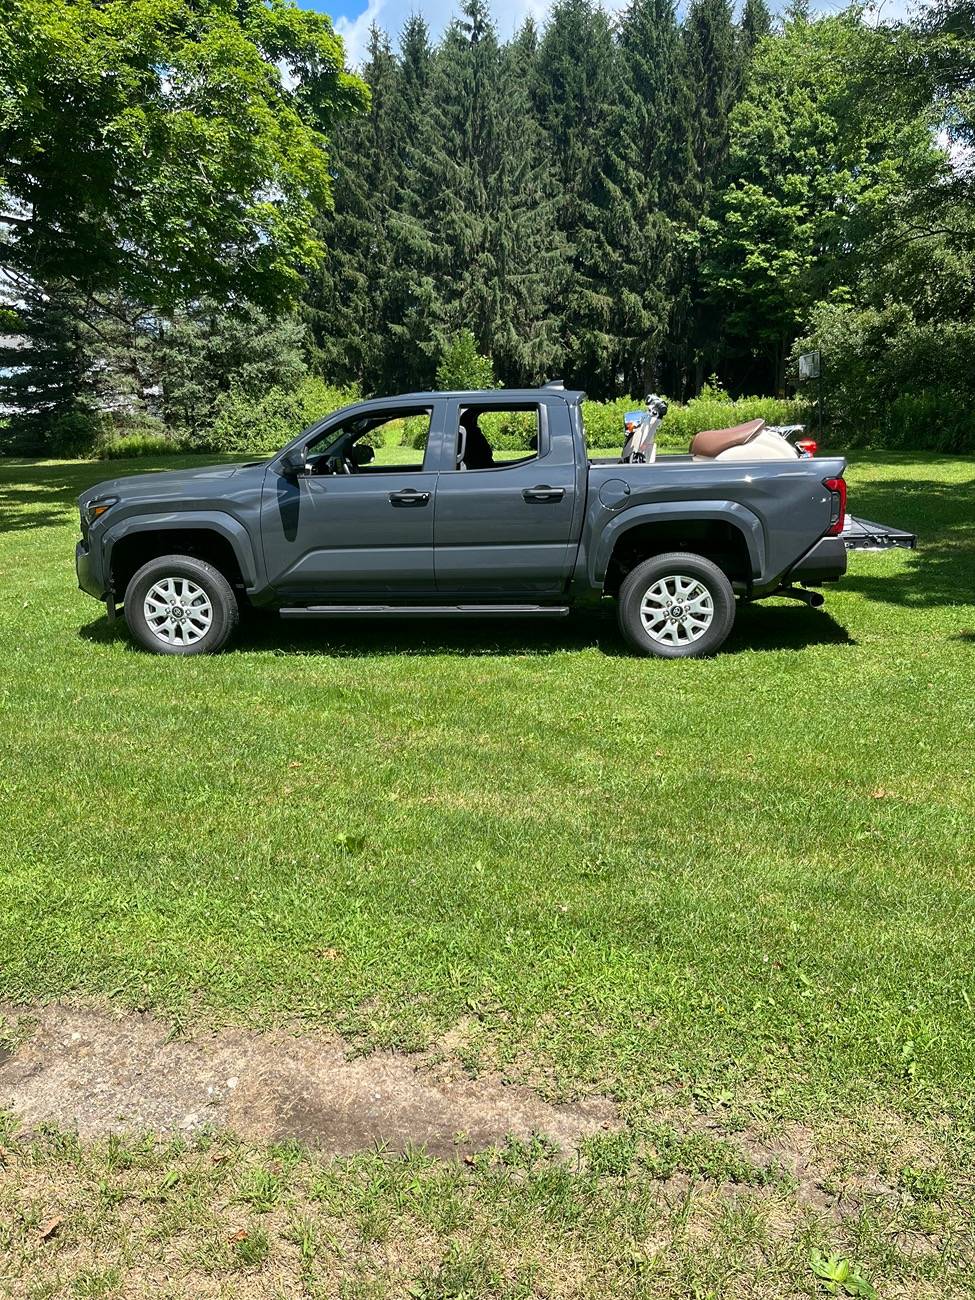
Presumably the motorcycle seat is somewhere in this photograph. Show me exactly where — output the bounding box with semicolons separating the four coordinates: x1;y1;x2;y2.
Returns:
690;419;766;458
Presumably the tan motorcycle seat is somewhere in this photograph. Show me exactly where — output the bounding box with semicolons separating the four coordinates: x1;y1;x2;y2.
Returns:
690;419;766;458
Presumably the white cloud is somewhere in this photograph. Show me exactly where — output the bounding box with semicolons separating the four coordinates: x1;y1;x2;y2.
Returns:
336;0;387;68
335;0;626;67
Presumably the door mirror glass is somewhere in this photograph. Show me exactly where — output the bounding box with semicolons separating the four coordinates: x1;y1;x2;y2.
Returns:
281;444;308;476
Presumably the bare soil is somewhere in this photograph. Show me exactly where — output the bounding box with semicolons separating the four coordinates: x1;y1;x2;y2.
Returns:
0;1002;617;1157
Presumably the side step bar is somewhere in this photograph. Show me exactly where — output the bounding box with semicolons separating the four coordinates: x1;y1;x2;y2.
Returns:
280;604;571;620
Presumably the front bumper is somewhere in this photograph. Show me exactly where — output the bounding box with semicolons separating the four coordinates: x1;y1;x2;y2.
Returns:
76;539;107;601
787;534;848;585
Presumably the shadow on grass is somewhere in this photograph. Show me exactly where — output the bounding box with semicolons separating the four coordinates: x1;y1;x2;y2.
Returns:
81;600;852;659
843;472;975;610
0;456;245;533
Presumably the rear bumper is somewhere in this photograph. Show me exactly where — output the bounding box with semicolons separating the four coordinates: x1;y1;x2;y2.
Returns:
787;534;847;585
76;539;107;600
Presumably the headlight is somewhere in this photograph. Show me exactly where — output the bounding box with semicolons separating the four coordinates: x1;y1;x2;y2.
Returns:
81;496;118;528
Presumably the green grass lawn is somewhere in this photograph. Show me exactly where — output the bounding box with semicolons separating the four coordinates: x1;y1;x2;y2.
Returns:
1;449;973;1297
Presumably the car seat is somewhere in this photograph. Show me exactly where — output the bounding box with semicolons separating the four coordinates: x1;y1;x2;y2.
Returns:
456;422;495;470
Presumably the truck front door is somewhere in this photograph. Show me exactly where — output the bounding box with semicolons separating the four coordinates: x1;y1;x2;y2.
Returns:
261;404;442;599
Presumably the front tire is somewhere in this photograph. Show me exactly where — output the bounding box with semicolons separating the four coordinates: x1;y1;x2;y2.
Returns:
123;554;239;655
617;552;735;658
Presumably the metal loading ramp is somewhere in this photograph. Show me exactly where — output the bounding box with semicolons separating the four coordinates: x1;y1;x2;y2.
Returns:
841;514;917;551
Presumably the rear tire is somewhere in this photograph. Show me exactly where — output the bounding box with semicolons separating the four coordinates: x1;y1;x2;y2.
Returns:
617;552;735;658
123;554;238;655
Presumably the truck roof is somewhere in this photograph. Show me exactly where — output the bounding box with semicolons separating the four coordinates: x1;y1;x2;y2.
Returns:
391;383;587;404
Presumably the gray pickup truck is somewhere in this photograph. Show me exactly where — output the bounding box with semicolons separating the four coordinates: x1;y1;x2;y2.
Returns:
76;383;847;658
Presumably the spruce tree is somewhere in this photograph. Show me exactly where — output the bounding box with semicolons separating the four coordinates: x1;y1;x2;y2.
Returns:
675;0;743;390
534;0;627;396
414;0;563;385
0;290;97;454
307;26;399;390
493;17;565;381
682;0;740;205
616;0;691;392
740;0;773;57
382;16;442;392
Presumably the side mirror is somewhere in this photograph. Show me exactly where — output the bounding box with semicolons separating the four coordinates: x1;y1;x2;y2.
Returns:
281;444;308;477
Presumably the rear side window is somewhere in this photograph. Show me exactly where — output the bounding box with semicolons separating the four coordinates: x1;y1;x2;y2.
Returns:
453;405;540;471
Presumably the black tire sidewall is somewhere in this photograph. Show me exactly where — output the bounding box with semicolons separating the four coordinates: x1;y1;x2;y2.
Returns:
618;552;735;658
124;555;238;655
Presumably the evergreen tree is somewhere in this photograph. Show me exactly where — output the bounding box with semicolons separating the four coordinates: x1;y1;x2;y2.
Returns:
616;0;690;392
675;0;744;390
493;14;565;381
740;0;773;57
307;27;399;390
534;0;627;395
159;303;309;436
0;290;96;454
415;0;563;385
382;16;442;391
683;0;740;187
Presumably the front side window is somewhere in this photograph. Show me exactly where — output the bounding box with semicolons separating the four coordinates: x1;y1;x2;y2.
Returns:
306;407;432;475
453;405;540;471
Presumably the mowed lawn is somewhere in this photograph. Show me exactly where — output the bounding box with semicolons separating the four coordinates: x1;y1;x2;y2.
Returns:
0;450;973;1297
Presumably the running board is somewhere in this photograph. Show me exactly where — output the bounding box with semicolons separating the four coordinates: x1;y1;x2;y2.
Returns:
280;604;571;620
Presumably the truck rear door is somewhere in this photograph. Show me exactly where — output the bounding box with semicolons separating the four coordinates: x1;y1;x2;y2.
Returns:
432;397;579;596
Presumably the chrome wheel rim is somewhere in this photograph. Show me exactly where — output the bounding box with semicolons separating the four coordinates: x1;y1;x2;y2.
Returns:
143;576;213;646
640;574;714;646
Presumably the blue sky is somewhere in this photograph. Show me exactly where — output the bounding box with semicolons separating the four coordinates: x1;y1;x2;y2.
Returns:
305;0;923;67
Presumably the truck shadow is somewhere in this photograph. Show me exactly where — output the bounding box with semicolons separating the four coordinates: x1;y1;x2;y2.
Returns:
81;601;852;658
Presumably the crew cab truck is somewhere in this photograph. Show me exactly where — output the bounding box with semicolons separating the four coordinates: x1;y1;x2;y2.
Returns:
76;384;848;659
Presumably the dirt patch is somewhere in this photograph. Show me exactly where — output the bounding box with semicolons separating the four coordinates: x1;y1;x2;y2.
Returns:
723;1119;835;1212
0;1003;617;1157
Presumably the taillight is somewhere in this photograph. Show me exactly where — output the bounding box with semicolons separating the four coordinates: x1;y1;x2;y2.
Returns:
796;438;818;457
823;476;846;535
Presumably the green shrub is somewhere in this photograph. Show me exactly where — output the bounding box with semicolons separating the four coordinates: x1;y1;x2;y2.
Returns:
660;392;809;449
580;387;809;451
479;408;537;450
581;398;640;449
100;431;180;459
401;413;432;449
884;390;975;452
436;330;495;391
199;377;360;455
794;302;975;452
45;407;104;458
